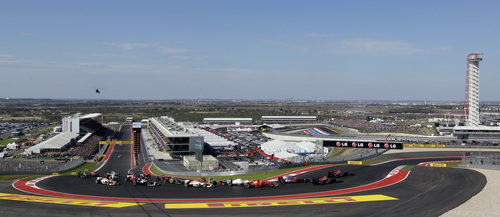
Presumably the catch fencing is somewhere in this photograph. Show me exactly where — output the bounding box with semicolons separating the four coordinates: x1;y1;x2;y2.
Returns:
0;158;85;175
153;160;312;177
460;153;500;169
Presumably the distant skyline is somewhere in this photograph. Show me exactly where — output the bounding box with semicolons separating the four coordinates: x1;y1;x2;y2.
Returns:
1;1;499;101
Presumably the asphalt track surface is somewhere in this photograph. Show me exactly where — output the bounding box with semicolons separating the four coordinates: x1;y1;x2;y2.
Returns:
0;125;490;217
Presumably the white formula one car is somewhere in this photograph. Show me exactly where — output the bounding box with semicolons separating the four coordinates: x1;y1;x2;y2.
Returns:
227;178;251;186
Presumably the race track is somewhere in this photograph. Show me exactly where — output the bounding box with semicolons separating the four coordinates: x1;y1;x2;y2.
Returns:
0;125;491;216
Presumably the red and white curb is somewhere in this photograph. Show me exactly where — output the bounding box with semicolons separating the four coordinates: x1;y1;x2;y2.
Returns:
417;160;461;166
12;165;411;203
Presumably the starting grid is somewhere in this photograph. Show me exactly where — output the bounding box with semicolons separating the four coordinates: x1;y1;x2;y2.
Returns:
0;193;142;208
164;195;398;209
0;193;397;209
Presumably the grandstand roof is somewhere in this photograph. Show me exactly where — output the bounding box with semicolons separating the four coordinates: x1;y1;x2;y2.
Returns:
203;118;252;121
150;117;197;137
262;124;286;129
79;113;102;119
262;116;317;119
190;128;235;147
25;132;78;154
454;126;500;131
77;133;92;143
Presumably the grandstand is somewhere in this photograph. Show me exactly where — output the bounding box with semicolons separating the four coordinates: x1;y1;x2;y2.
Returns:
304;128;329;136
203;118;253;125
23;113;111;159
148;117;204;158
261;116;317;124
24;131;78;154
189;127;236;151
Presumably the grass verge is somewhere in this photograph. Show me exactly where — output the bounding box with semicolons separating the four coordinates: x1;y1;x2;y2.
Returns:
400;165;415;171
0;138;16;148
0;174;47;181
150;163;327;181
60;162;102;175
360;159;385;165
444;162;461;167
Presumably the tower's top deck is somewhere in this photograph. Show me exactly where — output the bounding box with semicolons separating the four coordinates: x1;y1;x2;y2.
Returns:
468;53;483;62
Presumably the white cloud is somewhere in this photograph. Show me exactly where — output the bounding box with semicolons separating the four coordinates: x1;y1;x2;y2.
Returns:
0;54;14;58
158;47;189;55
104;42;155;50
104;42;189;54
0;60;21;65
304;32;335;38
432;46;452;51
339;39;422;55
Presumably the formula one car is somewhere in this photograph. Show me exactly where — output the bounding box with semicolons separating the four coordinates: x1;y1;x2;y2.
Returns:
95;176;119;185
311;176;341;185
278;176;297;183
277;176;311;184
327;170;354;178
227;178;251;186
126;173;136;182
184;179;213;188
135;179;161;186
244;180;279;188
106;171;120;180
78;171;98;179
164;176;185;185
128;173;160;186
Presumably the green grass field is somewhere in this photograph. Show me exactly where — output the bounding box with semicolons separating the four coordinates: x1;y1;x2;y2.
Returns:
149;164;326;181
60;162;102;175
0;138;17;148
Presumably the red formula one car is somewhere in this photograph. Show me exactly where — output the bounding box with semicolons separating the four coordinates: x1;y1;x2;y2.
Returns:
328;170;354;178
244;180;279;188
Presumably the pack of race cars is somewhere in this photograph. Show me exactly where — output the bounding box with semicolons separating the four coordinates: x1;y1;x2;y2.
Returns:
77;171;121;186
77;169;354;188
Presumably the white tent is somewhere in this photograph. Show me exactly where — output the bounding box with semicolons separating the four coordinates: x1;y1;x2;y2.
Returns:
6;142;18;150
261;140;307;155
295;141;318;153
274;151;303;163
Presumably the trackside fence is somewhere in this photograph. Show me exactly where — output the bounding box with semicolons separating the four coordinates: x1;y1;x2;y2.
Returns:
152;160;315;177
0;157;85;175
460;153;500;169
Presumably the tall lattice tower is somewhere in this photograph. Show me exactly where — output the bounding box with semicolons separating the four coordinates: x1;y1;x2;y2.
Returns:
464;53;483;126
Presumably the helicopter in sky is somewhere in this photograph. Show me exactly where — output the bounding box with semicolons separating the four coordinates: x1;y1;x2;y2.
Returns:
94;87;105;95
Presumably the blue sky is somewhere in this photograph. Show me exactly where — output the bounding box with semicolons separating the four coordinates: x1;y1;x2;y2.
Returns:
1;0;499;101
